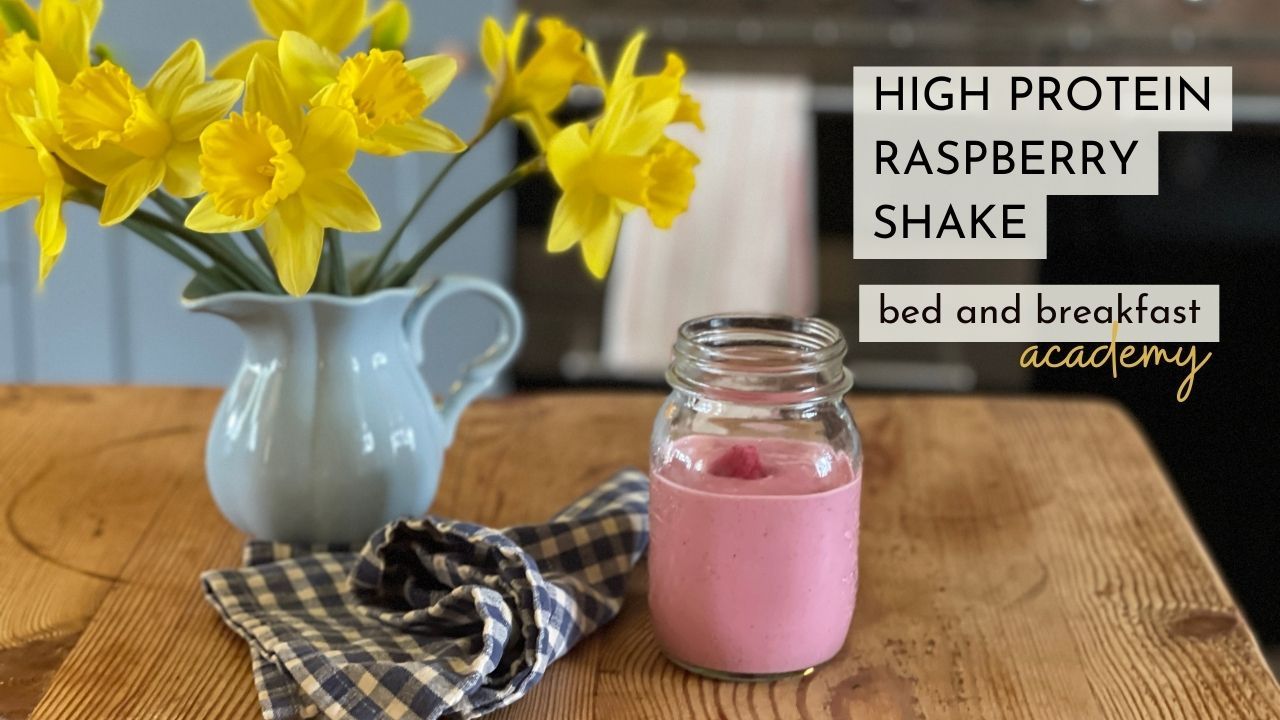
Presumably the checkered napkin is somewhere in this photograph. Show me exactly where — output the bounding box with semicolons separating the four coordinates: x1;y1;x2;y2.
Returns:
201;470;648;720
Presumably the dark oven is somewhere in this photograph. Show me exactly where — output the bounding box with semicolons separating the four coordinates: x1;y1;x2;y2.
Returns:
511;0;1280;645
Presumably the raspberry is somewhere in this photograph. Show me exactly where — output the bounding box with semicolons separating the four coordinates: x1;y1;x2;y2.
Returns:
708;444;768;480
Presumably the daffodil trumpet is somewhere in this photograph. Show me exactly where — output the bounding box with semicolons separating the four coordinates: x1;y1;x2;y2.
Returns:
0;2;700;296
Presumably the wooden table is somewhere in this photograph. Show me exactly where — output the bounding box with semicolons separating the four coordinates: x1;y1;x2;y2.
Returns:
0;387;1276;719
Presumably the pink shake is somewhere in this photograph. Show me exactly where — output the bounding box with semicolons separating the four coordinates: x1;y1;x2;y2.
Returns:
648;435;861;677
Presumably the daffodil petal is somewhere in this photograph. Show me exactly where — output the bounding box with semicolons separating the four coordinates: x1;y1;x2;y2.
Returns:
364;117;464;156
581;205;622;279
245;55;302;137
294;105;357;171
212;38;278;81
352;136;391;157
547;187;609;253
584;42;606;89
147;39;205;118
507;14;530;70
248;0;295;38
264;196;323;296
612;31;645;89
279;30;340;103
0;192;34;214
301;169;380;232
404;54;456;104
38;0;97;81
479;16;506;79
1;114;34;155
31;53;60;122
80;0;102;26
250;0;366;52
657;53;705;129
100;159;166;226
163;141;202;197
186;194;263;233
304;0;366;52
590;84;637;153
614;96;677;156
546;122;591;190
170;79;243;141
518;19;593;114
0;142;44;209
35;180;67;285
56;143;134;185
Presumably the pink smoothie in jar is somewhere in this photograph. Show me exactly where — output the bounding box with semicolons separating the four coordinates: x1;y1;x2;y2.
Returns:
648;434;861;678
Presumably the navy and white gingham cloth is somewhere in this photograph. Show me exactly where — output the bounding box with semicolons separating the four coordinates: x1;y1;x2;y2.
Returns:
201;470;648;720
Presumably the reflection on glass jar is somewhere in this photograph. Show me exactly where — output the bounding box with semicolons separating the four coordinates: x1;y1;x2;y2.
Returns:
649;314;863;681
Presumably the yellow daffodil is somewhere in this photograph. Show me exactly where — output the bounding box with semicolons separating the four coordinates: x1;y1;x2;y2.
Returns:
12;46;125;194
0;0;101;108
590;32;703;131
214;0;404;80
0;0;100;142
545;84;698;278
32;0;100;81
0;140;66;284
186;56;380;295
56;40;244;224
479;13;597;146
0;80;67;284
277;30;464;157
541;31;703;278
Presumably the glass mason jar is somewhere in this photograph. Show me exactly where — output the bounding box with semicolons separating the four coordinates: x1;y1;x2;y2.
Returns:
648;314;862;681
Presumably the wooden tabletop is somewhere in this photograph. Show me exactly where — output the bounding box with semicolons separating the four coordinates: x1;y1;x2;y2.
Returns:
0;387;1276;719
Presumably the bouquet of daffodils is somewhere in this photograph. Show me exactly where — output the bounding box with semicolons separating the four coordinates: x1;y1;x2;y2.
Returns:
0;0;701;296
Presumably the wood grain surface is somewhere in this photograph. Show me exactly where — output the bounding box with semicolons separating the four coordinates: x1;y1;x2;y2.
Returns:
0;387;1276;719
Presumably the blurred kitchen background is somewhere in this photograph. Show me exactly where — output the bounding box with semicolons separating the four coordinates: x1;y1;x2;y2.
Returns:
1;0;1277;664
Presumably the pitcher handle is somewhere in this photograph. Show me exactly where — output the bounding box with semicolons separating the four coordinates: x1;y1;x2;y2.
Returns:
405;276;525;443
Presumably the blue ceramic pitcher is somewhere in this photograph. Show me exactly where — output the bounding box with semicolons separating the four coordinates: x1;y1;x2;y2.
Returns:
185;277;523;544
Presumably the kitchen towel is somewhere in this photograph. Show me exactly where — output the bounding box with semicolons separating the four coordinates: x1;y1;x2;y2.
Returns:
600;74;818;378
201;471;648;720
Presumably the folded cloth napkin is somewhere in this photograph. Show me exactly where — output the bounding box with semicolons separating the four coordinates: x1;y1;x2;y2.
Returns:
201;471;648;720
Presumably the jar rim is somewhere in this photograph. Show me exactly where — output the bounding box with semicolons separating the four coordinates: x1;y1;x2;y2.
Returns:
668;314;854;403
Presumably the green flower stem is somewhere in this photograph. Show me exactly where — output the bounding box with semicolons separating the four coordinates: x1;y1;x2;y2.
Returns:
359;126;496;293
130;207;282;294
69;189;237;293
314;241;333;294
150;191;196;225
326;229;351;295
243;228;275;271
149;192;283;294
377;156;545;290
121;217;236;294
359;152;466;292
